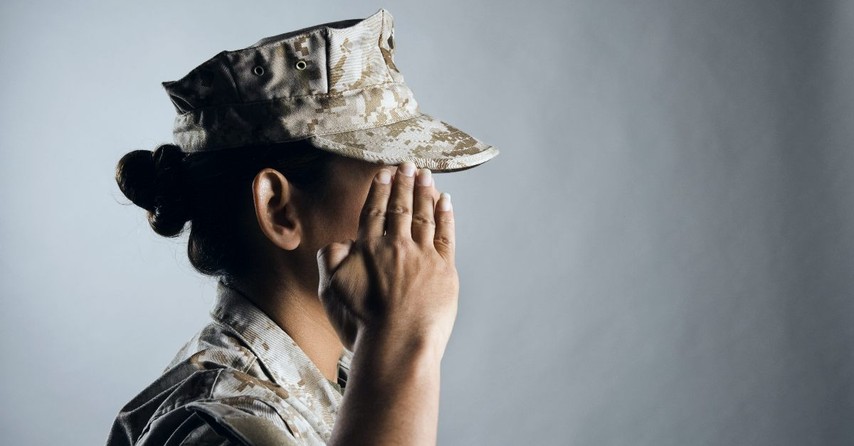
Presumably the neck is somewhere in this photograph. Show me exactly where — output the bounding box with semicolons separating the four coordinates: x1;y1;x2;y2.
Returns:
229;271;344;383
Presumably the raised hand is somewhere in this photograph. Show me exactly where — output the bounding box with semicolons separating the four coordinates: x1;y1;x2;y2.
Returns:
316;161;458;354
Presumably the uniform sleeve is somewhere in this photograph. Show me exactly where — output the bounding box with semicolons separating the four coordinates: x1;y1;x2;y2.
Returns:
173;416;234;446
183;400;306;446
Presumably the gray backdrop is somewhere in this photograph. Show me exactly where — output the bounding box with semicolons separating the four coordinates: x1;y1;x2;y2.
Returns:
1;1;851;445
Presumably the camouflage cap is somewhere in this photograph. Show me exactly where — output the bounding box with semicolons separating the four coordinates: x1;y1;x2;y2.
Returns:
162;9;498;171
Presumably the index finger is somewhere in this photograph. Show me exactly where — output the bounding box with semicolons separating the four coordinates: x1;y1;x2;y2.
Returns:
358;169;392;239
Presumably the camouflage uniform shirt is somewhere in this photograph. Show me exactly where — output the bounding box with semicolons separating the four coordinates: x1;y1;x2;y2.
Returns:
107;282;351;445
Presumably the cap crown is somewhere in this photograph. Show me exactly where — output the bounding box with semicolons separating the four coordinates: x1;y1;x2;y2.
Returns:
163;10;418;152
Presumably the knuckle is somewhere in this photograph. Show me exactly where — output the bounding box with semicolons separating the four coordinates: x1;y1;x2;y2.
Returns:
361;205;386;219
386;205;411;216
434;235;454;247
411;213;435;226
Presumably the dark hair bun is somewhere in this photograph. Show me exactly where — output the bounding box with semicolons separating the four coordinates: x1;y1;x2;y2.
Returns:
116;144;190;237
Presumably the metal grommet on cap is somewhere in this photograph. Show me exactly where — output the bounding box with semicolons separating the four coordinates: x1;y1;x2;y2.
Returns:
295;60;307;71
253;66;265;76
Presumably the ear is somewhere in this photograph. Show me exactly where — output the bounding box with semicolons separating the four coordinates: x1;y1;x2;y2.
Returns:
252;168;302;251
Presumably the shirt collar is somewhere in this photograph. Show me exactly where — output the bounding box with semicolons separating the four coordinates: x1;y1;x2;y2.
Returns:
210;281;349;404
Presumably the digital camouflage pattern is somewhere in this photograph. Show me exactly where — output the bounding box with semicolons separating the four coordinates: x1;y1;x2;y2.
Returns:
162;9;498;171
107;282;352;445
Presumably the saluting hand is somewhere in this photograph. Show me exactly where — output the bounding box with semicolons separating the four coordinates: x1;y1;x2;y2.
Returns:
316;161;458;355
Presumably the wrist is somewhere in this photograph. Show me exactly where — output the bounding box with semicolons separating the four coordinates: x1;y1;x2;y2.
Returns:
332;321;444;446
355;324;447;368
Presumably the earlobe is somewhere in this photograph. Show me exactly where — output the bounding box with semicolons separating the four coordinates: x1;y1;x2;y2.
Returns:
252;168;302;251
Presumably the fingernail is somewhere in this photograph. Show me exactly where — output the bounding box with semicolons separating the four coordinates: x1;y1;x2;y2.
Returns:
399;161;416;177
416;168;433;187
377;170;391;184
439;193;452;211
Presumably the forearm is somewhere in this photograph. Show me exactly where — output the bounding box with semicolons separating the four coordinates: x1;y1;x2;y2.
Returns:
329;329;444;446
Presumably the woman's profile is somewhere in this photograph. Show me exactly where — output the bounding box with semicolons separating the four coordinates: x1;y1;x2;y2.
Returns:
107;9;498;445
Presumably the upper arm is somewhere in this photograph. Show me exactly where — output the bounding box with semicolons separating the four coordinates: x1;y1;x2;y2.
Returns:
182;400;306;446
173;415;235;446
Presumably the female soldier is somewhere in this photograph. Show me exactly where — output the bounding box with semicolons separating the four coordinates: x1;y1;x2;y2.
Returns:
108;9;497;445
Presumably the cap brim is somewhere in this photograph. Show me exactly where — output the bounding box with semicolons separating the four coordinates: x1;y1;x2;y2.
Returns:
308;113;499;172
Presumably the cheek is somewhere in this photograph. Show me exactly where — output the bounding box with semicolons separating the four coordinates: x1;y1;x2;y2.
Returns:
337;198;365;241
313;183;371;244
347;201;364;240
305;158;381;247
344;181;375;236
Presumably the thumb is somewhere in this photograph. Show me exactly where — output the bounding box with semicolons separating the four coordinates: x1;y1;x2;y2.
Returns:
317;240;353;284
